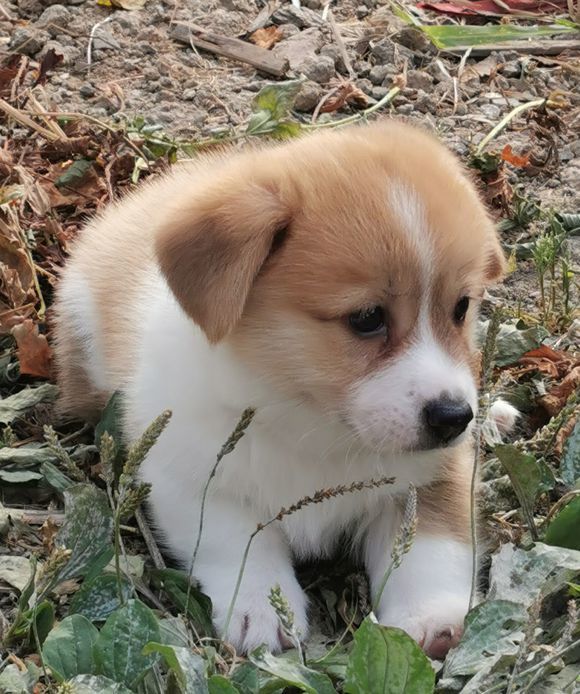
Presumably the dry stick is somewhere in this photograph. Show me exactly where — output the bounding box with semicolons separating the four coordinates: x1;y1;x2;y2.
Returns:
223;476;395;639
87;15;114;70
470;309;502;610
326;9;355;79
136;508;166;571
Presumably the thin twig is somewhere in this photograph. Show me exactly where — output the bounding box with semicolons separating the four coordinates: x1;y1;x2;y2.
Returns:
136;508;166;570
87;15;114;71
475;98;546;155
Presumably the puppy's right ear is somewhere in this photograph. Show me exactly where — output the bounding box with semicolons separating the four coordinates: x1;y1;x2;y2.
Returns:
155;178;290;343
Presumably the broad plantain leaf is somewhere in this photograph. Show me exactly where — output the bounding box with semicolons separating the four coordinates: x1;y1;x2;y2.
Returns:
94;599;160;688
443;601;526;678
489;542;580;606
0;384;58;424
545;496;580;550
55;159;93;188
561;421;580;488
70;573;132;622
230;663;260;694
249;646;335;694
344;618;435;694
476;321;549;367
149;567;213;637
143;642;207;693
208;675;240;693
54;483;113;583
40;461;75;493
42;614;99;682
495;444;554;534
67;674;133;693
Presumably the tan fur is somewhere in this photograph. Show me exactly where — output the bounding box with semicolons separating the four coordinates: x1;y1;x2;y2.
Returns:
54;121;504;539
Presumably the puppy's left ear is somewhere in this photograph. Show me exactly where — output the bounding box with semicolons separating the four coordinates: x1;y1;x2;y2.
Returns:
155;179;290;343
484;232;506;283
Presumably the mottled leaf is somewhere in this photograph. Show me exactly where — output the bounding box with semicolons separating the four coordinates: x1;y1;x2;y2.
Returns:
70;573;132;622
249;646;335;694
94;599;160;688
67;674;133;693
55;159;93;188
230;663;260;694
142;642;207;693
443;601;527;677
561;421;580;487
55;484;113;582
344;618;435;694
0;384;58;424
42;614;99;681
149;568;213;637
208;675;240;693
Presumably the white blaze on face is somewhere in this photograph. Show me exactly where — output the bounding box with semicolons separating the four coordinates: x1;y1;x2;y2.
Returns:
347;181;477;452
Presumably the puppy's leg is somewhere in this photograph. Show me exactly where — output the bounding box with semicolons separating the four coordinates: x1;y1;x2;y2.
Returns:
365;458;473;659
156;494;308;654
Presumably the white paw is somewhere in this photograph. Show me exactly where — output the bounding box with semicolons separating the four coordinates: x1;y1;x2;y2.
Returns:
488;398;519;434
212;582;309;654
378;597;468;660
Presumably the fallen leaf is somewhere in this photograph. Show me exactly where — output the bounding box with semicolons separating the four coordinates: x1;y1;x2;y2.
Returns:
320;82;369;113
249;26;283;50
41;517;59;553
98;0;146;8
501;145;530;169
33;48;63;87
518;344;578;379
418;0;569;16
538;366;580;417
12;319;53;378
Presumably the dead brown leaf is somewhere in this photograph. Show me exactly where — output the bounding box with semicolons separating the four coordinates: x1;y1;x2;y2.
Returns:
320;82;369;114
538;366;580;417
41;517;59;553
12;319;53;378
501;144;530;169
249;26;283;50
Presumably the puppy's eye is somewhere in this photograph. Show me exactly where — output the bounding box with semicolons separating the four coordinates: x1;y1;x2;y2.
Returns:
349;307;386;338
454;296;470;324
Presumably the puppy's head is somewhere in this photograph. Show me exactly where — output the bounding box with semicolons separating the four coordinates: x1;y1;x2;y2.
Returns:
156;122;504;453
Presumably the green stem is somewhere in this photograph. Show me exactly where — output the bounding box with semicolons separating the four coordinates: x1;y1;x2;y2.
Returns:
303;87;401;131
475;98;545;156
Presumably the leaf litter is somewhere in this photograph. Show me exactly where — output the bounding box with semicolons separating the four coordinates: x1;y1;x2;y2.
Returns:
0;0;579;692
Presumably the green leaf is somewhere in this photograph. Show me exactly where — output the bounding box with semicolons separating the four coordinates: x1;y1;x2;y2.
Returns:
489;542;580;606
476;321;549;367
0;384;59;424
344;618;434;694
0;663;38;693
42;614;99;682
495;444;554;534
94;599;161;688
54;483;114;582
150;568;213;637
252;81;302;121
443;601;527;678
70;574;133;622
67;674;133;693
95;391;124;448
392;3;577;48
55;159;93;188
40;461;75;493
0;469;43;483
32;600;55;646
248;647;335;694
0;555;34;592
561;421;580;488
0;446;56;466
142;642;207;693
545;496;580;550
230;663;260;694
208;675;240;693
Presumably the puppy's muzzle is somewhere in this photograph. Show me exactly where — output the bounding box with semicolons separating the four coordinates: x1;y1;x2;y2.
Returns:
423;397;473;445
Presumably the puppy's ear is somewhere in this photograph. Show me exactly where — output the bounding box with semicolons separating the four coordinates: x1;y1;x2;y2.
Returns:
484;233;506;283
155;181;290;343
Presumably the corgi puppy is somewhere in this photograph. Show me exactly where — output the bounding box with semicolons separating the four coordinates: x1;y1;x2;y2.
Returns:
53;121;512;659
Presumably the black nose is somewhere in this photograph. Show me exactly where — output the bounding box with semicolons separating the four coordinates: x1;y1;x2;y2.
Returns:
423;398;473;444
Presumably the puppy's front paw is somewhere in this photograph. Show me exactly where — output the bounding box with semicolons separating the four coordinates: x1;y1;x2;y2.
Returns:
212;583;309;654
379;598;468;660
